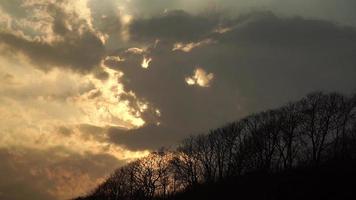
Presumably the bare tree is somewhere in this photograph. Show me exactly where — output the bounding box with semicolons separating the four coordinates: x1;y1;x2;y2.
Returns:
170;137;201;188
277;103;304;169
75;91;356;200
244;111;281;171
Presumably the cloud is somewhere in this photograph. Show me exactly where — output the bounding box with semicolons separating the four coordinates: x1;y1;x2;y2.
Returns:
108;124;181;151
0;53;150;130
0;147;123;200
0;31;105;73
118;0;356;27
185;68;214;87
0;47;155;200
1;1;356;199
141;56;152;69
105;11;356;152
0;57;152;198
173;38;215;52
126;47;146;54
0;0;105;73
129;10;220;42
87;0;135;48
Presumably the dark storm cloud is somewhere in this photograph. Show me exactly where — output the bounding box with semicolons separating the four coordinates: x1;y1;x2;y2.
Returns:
108;124;181;151
0;1;105;74
107;11;356;151
125;0;356;27
0;31;104;73
129;10;221;42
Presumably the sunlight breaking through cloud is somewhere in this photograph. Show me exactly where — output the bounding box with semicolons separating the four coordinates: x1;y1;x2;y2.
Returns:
0;52;152;160
172;39;215;52
141;56;152;69
72;65;146;128
185;68;214;87
126;47;145;54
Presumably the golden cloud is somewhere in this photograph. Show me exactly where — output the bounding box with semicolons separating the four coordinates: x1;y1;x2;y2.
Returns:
185;67;214;87
141;56;152;69
0;52;151;161
172;38;215;52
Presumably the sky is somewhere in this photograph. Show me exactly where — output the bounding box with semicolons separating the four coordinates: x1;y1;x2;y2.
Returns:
0;0;356;199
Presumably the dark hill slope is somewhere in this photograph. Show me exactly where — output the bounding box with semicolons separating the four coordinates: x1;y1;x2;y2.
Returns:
166;160;356;200
74;92;356;200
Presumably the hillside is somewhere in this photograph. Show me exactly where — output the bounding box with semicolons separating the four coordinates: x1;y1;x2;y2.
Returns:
160;160;356;200
74;91;356;200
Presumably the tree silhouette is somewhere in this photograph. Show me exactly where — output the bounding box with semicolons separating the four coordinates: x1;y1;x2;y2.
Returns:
74;91;356;200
